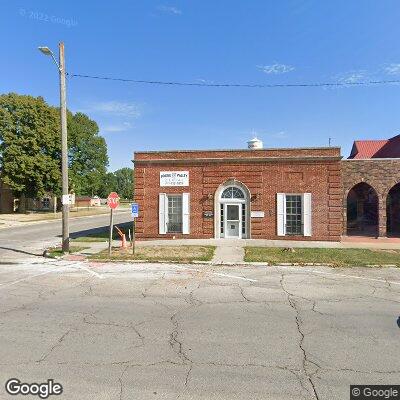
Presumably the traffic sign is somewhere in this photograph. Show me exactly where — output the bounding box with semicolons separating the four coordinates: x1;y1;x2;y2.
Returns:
107;192;120;209
131;203;139;218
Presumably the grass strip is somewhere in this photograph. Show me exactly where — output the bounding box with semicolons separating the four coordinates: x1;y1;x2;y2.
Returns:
244;247;400;267
90;245;216;263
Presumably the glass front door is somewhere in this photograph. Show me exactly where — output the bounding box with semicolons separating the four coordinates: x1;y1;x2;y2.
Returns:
225;204;241;238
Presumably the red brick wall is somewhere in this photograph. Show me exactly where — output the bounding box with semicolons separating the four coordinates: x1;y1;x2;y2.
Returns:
134;149;342;241
135;147;340;160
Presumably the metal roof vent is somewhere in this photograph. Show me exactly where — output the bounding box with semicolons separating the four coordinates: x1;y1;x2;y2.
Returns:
247;137;263;149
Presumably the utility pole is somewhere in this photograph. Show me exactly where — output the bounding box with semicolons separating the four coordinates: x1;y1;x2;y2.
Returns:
59;43;69;253
38;42;70;253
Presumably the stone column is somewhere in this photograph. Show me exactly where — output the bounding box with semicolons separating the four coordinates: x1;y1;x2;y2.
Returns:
378;194;387;237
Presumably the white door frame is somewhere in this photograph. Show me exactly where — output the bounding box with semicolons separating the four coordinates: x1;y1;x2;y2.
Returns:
214;180;251;239
224;203;242;239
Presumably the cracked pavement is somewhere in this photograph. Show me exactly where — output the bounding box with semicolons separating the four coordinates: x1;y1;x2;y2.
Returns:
0;259;399;399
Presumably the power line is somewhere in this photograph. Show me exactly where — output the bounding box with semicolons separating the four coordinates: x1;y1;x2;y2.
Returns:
67;72;400;88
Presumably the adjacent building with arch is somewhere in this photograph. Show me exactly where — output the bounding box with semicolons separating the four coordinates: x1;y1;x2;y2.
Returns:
133;134;400;242
343;134;400;238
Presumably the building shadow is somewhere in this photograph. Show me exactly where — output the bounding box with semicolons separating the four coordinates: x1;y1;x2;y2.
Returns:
69;222;131;240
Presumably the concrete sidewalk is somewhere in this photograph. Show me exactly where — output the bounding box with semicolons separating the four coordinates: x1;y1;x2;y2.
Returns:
211;243;244;264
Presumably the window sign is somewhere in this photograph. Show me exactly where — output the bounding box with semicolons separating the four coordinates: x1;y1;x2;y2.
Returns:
160;171;189;187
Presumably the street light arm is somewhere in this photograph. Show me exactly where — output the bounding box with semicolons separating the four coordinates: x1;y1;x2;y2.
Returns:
50;52;61;72
38;46;61;72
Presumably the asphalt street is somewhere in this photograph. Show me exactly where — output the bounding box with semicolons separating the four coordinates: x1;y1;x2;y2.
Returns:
0;260;399;399
0;210;131;260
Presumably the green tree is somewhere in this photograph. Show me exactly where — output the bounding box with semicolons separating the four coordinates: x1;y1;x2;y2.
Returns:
99;172;118;198
68;112;108;196
0;93;109;208
114;167;134;199
0;93;61;203
98;168;133;199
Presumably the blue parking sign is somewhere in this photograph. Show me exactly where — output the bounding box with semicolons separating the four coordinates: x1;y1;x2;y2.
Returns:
131;203;139;218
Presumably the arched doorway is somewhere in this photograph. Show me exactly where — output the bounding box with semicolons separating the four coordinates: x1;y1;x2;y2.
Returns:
346;182;378;236
387;183;400;237
214;181;250;239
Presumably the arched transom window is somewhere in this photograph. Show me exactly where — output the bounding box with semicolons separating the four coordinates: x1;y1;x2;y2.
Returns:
221;187;245;199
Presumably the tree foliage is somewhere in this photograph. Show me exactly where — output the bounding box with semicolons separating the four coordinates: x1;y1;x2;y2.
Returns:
0;93;109;199
99;168;133;199
114;167;133;199
0;93;61;198
68;112;108;196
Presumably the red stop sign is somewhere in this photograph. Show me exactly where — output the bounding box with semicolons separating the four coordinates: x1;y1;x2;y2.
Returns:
107;192;120;209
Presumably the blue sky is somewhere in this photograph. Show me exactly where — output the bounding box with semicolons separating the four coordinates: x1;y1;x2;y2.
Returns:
1;1;400;170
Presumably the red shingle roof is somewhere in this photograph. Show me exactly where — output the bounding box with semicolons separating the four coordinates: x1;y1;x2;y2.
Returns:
348;135;400;159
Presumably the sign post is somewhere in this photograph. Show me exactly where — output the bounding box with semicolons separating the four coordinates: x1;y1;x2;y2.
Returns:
107;192;120;257
131;203;139;255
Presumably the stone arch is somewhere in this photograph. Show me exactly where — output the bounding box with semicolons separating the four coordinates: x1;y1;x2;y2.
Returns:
386;182;400;237
346;182;379;236
214;179;251;239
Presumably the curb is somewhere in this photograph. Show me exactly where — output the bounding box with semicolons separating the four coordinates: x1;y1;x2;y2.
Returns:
87;258;214;265
77;257;399;269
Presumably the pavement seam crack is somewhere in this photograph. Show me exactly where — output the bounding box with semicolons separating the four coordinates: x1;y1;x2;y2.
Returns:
280;273;320;400
169;311;192;364
37;328;73;363
118;365;129;400
239;285;250;302
184;364;192;386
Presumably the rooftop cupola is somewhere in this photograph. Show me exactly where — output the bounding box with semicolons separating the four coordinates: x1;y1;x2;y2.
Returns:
247;137;263;149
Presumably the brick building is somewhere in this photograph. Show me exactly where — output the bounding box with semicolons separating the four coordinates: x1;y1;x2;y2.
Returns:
133;135;400;242
344;134;400;238
134;138;343;241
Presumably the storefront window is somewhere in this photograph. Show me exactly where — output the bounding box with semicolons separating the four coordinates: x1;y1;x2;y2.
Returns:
167;195;182;233
285;195;303;235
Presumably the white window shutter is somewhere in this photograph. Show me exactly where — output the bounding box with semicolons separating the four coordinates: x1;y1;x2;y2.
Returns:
276;193;286;236
159;193;167;234
302;193;312;237
182;193;190;234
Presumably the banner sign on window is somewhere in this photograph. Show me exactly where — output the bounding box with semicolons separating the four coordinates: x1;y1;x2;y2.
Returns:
160;171;189;187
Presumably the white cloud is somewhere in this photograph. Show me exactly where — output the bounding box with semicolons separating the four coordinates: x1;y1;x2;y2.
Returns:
257;64;295;74
383;63;400;75
196;78;215;84
102;122;133;133
337;70;367;84
83;101;141;118
157;5;182;15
